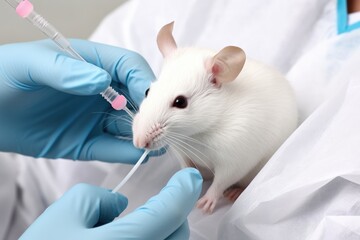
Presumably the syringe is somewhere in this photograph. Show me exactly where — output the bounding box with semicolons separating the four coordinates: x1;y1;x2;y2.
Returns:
5;0;133;116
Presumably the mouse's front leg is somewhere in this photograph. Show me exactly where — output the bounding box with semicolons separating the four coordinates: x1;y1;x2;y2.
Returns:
196;166;240;213
196;184;221;214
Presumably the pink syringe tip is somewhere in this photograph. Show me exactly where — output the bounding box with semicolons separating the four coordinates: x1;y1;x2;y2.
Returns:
111;95;127;110
16;0;33;18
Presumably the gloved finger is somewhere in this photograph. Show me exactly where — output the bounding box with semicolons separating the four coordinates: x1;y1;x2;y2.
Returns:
1;40;111;95
165;222;190;240
80;134;148;163
70;39;155;106
98;168;202;239
148;147;168;158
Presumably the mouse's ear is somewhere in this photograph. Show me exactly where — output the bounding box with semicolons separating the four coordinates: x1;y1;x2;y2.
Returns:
157;22;177;58
206;46;246;86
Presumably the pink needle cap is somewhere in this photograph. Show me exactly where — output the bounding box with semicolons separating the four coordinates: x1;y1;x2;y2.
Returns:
16;0;33;18
111;95;127;110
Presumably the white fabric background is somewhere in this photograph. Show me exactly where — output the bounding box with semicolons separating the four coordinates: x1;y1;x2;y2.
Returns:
89;1;360;239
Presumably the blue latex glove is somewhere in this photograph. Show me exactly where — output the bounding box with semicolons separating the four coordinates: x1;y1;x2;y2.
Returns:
0;39;155;163
20;168;202;240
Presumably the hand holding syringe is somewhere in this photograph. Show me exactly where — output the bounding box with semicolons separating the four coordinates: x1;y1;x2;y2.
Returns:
5;0;133;116
5;0;149;192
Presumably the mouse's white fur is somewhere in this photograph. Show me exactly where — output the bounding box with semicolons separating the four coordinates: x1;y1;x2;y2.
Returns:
133;46;298;213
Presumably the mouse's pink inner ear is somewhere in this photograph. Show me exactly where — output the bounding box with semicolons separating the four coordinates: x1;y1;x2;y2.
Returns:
157;22;178;58
207;46;246;85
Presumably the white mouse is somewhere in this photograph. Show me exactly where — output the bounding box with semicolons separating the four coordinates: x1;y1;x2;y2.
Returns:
132;22;298;213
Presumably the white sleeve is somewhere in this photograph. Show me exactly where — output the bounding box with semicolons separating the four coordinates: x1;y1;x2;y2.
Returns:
90;0;337;74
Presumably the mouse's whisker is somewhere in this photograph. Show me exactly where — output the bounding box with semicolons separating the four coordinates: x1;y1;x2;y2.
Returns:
161;139;185;167
117;89;139;112
167;134;210;161
103;118;119;130
165;137;201;170
96;113;121;125
166;135;214;175
91;111;115;116
171;142;213;175
115;136;133;141
92;111;130;119
103;116;131;129
116;117;133;126
169;145;187;167
109;112;134;125
102;116;133;133
115;130;133;136
168;132;216;152
124;110;135;120
94;111;133;125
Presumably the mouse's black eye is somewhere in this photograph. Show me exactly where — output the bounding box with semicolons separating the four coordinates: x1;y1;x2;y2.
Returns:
172;96;188;109
145;88;150;97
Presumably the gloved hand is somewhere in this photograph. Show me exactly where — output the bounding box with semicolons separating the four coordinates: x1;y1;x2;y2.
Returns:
20;168;202;240
0;39;155;163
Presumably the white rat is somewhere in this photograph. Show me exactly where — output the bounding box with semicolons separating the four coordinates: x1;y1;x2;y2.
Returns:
132;22;298;213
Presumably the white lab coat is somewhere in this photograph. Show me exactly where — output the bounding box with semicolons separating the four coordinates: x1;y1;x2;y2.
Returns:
1;0;360;239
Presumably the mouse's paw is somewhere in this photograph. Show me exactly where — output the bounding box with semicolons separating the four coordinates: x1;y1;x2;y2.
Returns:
196;194;218;214
223;186;244;202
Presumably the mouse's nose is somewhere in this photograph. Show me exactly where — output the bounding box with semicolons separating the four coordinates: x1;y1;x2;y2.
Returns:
133;121;163;149
134;135;150;149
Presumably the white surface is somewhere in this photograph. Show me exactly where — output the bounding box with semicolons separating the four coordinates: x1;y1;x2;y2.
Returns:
1;0;360;239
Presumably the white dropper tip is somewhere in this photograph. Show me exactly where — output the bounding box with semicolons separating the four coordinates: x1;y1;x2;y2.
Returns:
111;149;150;193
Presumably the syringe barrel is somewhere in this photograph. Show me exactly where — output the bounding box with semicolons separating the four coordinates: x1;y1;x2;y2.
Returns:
4;0;73;55
101;86;119;102
4;0;20;8
25;11;71;50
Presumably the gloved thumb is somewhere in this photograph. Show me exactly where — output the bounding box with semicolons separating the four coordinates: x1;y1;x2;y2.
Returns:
40;57;112;95
62;184;127;227
20;184;128;240
97;168;203;239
